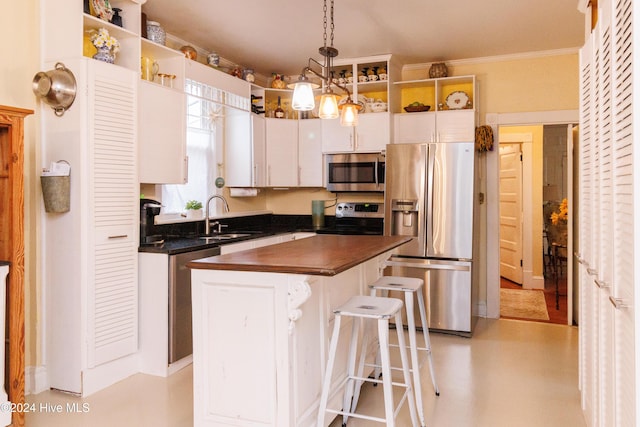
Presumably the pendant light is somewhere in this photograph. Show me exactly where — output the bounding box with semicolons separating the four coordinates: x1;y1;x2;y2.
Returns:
289;0;359;126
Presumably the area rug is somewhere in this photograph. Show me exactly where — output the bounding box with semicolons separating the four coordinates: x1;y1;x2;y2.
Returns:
500;288;550;320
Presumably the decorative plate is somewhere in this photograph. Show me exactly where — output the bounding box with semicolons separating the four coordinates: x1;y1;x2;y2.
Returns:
92;0;114;21
445;91;469;110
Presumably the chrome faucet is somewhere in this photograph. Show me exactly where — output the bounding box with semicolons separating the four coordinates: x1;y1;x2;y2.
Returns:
205;195;230;235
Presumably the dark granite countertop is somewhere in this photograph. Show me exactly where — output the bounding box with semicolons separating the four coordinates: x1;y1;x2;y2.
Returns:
138;213;319;255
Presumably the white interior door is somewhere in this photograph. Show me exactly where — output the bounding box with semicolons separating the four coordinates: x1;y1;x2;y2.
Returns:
499;144;523;284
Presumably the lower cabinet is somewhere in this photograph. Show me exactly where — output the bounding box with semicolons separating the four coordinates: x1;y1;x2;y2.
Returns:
221;232;314;255
139;232;315;377
191;248;391;427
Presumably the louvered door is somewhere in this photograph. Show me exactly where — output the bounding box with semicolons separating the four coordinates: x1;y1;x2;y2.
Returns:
595;3;615;425
610;0;635;425
578;33;597;426
87;61;138;367
579;0;637;425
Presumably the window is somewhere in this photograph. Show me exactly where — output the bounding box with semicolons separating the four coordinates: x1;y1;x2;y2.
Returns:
162;80;224;214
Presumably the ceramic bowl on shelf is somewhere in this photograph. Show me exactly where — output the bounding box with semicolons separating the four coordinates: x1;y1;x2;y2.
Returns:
404;105;431;113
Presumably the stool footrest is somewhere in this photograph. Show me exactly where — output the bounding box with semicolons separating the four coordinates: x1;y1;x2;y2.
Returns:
326;389;414;424
349;373;409;388
388;342;432;353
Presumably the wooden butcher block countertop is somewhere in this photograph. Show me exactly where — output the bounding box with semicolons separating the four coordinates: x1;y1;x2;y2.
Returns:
187;235;411;276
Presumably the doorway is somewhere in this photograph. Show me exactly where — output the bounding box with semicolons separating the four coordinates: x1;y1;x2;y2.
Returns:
497;124;571;325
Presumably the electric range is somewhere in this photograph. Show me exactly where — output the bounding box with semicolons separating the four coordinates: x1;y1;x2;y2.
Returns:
315;202;384;235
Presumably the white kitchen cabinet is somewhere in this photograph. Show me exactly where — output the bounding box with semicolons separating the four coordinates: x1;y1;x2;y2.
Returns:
394;111;436;143
298;119;324;186
321;113;390;153
226;111;266;187
394;109;475;143
321;117;354;152
356;112;391;150
266;118;298;186
138;81;187;183
43;58;139;396
435;110;475;141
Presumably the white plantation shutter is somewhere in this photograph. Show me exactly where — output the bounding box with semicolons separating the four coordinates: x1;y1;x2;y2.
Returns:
87;63;138;367
579;0;637;425
611;0;635;425
579;34;597;426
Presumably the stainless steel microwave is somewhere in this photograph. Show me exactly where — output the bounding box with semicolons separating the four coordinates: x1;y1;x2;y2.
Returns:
325;152;385;192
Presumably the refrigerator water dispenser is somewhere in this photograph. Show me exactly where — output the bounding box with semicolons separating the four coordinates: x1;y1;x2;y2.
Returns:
391;199;419;237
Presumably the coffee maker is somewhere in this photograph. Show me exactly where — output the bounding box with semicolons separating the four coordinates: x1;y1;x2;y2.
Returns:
140;198;162;245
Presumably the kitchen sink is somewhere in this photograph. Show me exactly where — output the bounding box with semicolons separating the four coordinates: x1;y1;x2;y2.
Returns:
199;233;252;241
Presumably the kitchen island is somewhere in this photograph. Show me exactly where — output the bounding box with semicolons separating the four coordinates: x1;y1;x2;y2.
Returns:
188;235;411;427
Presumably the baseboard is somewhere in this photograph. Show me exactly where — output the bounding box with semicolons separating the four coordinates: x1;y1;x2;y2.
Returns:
474;301;488;318
524;275;545;290
25;365;49;395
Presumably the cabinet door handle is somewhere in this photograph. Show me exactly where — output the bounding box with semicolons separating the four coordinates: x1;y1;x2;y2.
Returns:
594;278;609;289
574;253;585;264
108;234;128;239
587;267;597;276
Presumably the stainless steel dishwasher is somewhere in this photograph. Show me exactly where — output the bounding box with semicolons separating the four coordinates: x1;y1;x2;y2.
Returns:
169;246;220;363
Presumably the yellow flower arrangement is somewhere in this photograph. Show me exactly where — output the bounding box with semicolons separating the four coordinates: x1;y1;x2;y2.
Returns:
551;198;568;225
90;28;120;53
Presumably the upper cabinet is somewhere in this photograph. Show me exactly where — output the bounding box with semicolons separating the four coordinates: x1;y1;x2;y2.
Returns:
138;81;187;183
298;119;323;187
321;54;399;153
393;75;477;143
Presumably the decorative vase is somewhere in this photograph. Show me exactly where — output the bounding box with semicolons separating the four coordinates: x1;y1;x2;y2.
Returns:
429;62;448;78
93;46;115;64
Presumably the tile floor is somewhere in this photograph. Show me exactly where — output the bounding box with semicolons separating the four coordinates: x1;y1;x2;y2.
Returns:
25;318;585;427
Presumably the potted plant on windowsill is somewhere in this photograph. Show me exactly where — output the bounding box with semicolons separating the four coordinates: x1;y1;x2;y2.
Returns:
185;200;203;219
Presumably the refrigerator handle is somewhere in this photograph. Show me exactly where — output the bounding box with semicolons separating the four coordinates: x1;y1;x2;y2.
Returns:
425;144;436;254
374;157;379;186
385;259;471;272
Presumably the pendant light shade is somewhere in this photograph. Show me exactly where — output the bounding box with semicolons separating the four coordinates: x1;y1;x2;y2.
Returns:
291;79;316;111
290;0;359;126
318;92;339;119
340;102;360;126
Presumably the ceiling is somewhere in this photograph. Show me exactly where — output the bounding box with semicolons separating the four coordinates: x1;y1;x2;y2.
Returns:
141;0;585;78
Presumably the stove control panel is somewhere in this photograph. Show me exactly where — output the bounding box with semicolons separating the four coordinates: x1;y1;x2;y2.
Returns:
335;202;384;218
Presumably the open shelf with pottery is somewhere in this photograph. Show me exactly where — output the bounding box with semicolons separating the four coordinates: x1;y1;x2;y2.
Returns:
394;75;475;113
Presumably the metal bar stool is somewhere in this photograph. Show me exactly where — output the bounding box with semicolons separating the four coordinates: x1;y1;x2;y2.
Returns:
317;295;419;427
355;276;439;427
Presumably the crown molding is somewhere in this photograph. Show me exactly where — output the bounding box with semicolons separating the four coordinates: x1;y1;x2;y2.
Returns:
402;47;581;72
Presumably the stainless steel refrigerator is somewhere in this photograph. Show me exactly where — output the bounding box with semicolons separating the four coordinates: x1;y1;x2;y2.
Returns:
384;142;478;336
